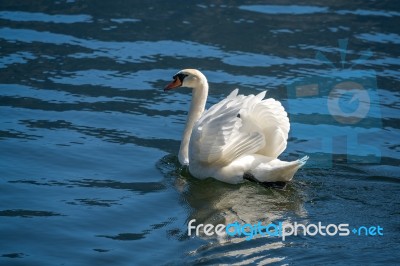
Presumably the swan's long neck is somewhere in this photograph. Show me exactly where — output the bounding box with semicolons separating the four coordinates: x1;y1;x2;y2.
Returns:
179;77;208;165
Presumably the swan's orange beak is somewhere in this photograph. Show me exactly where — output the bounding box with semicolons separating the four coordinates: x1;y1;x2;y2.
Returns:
164;78;182;91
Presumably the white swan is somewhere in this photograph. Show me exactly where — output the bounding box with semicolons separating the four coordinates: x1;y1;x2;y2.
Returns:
164;69;308;185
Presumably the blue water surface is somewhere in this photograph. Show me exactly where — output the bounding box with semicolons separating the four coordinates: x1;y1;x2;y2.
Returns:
0;1;399;265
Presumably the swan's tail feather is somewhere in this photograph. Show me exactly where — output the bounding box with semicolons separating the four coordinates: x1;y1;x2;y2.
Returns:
298;155;309;167
248;155;309;183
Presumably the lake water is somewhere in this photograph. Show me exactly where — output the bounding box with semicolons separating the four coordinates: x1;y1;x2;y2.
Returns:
1;1;399;265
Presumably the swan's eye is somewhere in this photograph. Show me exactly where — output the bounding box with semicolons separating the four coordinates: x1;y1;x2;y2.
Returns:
173;73;188;83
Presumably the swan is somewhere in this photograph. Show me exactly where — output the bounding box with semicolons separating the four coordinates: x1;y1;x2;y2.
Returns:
164;69;308;185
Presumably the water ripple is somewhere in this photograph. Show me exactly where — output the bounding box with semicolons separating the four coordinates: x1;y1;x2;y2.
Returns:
0;11;92;24
0;209;64;218
0;27;318;67
239;5;328;15
356;32;400;44
0;52;36;68
337;9;400;17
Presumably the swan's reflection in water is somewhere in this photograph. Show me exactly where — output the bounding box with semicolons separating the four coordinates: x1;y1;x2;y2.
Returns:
158;154;308;264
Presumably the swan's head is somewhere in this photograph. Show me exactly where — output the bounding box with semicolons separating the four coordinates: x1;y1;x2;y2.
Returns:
164;69;207;91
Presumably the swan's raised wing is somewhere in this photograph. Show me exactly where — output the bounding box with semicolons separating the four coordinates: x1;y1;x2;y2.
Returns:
190;89;289;166
245;96;289;158
190;89;264;166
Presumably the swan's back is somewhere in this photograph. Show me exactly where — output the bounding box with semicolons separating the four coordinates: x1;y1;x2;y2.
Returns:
189;89;289;167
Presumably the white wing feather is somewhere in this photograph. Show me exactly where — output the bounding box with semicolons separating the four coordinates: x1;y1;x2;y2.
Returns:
190;89;289;166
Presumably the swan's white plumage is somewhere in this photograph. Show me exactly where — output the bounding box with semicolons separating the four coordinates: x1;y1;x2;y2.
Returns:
191;89;289;166
165;69;307;184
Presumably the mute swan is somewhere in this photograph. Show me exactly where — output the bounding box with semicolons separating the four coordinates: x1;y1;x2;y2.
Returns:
164;69;308;185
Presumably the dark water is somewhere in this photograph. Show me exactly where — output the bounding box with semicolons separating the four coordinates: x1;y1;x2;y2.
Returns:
1;1;399;265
